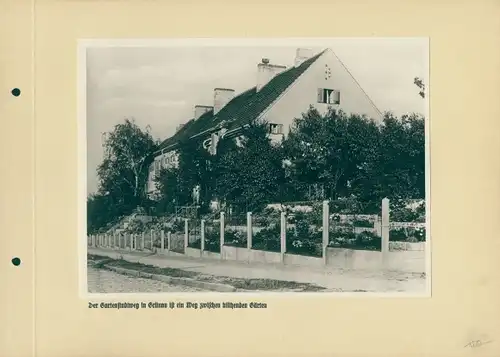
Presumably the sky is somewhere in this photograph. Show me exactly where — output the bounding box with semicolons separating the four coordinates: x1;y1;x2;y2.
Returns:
85;38;428;195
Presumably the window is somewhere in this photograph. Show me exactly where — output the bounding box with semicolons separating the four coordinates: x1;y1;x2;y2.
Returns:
268;123;283;135
317;88;340;105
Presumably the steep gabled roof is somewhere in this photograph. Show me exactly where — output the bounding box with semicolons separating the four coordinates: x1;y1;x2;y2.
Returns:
155;50;325;153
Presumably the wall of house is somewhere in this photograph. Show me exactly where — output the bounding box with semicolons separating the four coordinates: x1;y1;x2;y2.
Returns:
259;49;384;137
147;150;179;194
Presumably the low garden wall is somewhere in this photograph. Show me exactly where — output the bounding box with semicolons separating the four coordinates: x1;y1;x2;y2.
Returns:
283;253;323;268
185;247;202;258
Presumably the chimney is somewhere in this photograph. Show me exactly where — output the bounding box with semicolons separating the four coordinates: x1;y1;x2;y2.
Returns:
213;88;235;115
257;58;287;92
194;105;213;120
294;48;314;67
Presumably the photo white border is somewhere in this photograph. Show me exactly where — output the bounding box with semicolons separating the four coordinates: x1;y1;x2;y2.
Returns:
78;37;431;300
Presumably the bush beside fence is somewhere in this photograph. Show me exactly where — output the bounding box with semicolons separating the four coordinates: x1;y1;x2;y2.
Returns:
88;198;427;272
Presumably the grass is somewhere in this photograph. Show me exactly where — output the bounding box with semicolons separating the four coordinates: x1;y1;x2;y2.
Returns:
87;254;326;292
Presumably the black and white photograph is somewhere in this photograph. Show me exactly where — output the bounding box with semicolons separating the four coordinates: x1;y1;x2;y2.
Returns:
81;38;429;295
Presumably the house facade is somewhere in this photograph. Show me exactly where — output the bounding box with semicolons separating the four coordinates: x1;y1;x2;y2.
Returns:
146;47;383;197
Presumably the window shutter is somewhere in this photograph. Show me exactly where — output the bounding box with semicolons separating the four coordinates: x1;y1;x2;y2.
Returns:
333;90;340;104
317;88;324;103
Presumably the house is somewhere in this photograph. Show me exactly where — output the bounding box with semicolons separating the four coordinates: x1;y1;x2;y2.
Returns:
146;47;383;196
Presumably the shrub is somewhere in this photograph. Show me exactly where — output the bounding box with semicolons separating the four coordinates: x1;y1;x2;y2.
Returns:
171;219;185;233
389;227;426;242
204;226;221;253
352;219;373;228
224;229;247;248
328;229;381;251
252;225;280;252
189;239;201;249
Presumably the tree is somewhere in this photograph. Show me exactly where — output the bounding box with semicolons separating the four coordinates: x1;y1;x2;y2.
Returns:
88;118;157;232
97;118;157;206
213;121;286;213
154;166;180;214
283;107;380;201
414;77;426;98
175;138;213;209
376;112;425;200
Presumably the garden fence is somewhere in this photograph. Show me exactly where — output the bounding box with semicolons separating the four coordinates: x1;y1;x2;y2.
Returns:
88;198;427;262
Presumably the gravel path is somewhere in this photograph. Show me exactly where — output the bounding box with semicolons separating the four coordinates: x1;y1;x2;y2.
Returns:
87;266;204;293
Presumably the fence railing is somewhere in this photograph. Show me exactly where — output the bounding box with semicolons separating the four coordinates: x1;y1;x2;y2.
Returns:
88;198;427;262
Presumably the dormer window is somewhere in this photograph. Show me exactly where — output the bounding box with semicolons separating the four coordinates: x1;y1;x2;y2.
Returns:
268;123;284;135
318;88;340;105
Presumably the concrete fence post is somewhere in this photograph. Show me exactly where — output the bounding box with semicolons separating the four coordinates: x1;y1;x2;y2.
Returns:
141;232;145;250
280;211;286;263
167;231;171;251
200;220;205;253
132;234;136;251
322;200;330;265
150;229;154;251
247;212;252;253
220;212;225;259
184;219;189;251
381;198;390;257
160;230;165;251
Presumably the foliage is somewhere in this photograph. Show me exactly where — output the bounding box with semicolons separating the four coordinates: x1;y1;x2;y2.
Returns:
352;219;374;228
372;113;426;201
204;226;221;252
283;108;381;202
390;199;426;222
224;229;247;247
170;219;185;233
123;219;147;234
286;218;323;257
390;227;426;242
212;121;286;213
414;77;426;99
328;230;381;251
87;119;157;234
252;225;281;252
154;167;180;215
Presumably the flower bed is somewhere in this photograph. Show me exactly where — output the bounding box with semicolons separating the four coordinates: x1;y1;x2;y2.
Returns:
389;227;426;242
223;228;247;248
251;225;281;253
286;219;322;257
203;225;221;253
328;230;381;251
